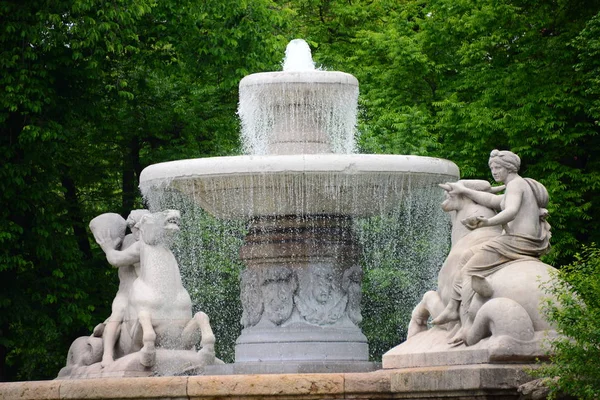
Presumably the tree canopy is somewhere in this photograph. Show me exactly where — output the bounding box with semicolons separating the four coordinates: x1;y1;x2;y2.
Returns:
0;0;290;380
1;0;599;381
294;0;600;264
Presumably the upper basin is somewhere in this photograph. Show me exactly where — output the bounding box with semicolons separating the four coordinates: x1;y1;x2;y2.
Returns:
238;71;359;155
139;154;460;219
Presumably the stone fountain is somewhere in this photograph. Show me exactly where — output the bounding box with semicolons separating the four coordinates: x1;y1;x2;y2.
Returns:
139;39;459;374
0;40;556;400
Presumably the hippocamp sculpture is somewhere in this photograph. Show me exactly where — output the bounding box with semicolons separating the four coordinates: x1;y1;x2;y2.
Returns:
407;180;504;338
406;150;557;358
58;210;220;378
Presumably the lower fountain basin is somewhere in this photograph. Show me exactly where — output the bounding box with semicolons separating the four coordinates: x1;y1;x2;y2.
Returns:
139;154;459;219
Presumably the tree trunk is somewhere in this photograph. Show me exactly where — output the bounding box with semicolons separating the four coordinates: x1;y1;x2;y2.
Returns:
121;136;140;216
61;173;92;260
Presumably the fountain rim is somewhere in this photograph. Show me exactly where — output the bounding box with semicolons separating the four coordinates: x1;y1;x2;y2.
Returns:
239;70;359;86
139;154;460;186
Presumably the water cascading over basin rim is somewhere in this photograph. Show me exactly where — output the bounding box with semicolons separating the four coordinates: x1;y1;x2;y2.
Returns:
138;38;460;371
238;69;359;155
239;70;358;86
139;154;459;219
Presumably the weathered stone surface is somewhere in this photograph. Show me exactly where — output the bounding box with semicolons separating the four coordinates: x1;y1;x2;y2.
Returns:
206;361;378;375
187;373;344;397
59;376;188;399
0;380;61;400
1;366;542;399
390;364;534;395
344;370;392;394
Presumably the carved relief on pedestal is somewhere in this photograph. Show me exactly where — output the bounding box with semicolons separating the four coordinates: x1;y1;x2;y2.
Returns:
343;265;363;325
240;266;299;327
260;266;298;325
239;215;364;329
240;268;263;328
294;263;347;325
239;261;364;328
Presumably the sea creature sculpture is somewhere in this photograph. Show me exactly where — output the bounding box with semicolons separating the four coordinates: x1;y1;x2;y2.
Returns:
57;210;220;379
394;150;558;366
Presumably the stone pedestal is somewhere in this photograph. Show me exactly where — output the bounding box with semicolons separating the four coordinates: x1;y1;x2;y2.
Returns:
235;215;370;369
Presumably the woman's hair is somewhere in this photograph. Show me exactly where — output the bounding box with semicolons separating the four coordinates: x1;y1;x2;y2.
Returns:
488;149;520;172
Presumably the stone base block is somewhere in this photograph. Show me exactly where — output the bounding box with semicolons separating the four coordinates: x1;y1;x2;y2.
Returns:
56;349;222;379
235;324;369;363
204;360;380;375
390;363;536;399
1;364;540;399
383;327;552;369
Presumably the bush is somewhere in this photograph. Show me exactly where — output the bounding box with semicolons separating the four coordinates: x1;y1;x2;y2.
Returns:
538;245;600;399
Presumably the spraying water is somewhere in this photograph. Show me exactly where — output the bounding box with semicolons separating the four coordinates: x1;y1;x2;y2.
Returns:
282;39;316;71
140;39;459;366
238;39;358;155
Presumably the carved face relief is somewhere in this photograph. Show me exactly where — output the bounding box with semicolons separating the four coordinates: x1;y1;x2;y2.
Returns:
295;263;348;325
312;264;335;304
489;162;509;183
441;191;460;212
138;210;180;246
261;267;297;325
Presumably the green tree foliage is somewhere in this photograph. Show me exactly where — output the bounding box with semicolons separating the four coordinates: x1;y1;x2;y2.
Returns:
418;1;600;265
290;0;600;265
0;0;155;380
3;0;600;381
538;245;600;399
0;0;291;380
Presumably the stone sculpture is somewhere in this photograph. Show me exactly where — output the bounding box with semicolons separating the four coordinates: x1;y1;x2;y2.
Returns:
260;266;298;326
93;209;149;367
240;262;360;329
57;210;220;378
384;150;558;368
295;263;349;326
406;180;504;339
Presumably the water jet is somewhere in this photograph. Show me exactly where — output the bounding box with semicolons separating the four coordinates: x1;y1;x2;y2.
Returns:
0;39;553;400
139;39;458;373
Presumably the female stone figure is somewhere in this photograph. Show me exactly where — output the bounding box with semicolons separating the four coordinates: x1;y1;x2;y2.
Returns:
432;149;551;331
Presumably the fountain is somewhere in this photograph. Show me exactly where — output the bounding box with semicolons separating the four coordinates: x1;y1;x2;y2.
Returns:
0;40;552;399
138;39;459;374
